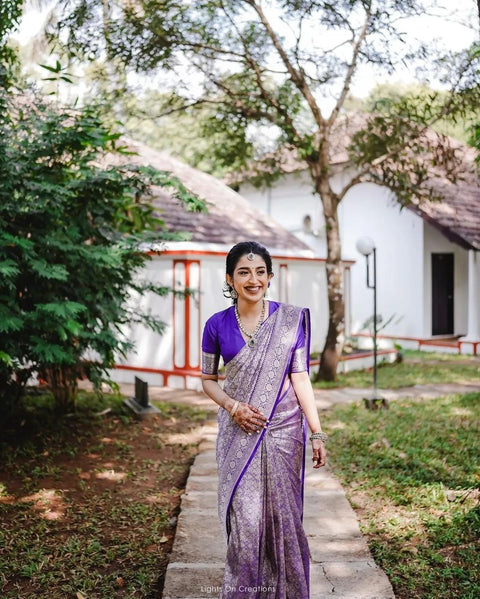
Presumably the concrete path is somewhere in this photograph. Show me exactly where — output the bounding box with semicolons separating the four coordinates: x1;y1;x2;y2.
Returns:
152;382;480;599
162;427;395;599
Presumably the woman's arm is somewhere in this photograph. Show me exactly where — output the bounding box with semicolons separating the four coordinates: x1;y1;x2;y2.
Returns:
201;375;268;434
201;375;236;412
291;371;327;468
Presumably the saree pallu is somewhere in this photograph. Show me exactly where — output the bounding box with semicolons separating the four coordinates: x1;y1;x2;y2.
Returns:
216;304;310;599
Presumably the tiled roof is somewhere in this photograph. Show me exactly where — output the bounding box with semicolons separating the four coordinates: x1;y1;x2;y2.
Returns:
407;169;480;251
127;141;311;253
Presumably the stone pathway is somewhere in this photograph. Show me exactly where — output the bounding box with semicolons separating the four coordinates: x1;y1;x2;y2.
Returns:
144;382;480;598
162;424;395;599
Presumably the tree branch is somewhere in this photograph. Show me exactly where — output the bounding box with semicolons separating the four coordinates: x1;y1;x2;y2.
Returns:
215;1;303;142
245;0;325;128
327;2;372;128
190;60;279;124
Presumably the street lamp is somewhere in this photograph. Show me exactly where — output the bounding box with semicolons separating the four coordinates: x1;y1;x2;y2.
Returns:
355;237;388;410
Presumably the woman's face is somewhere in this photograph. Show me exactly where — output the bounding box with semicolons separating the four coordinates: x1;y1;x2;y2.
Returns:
226;253;273;304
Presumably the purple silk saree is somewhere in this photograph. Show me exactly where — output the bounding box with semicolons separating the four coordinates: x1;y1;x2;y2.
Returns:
202;303;311;599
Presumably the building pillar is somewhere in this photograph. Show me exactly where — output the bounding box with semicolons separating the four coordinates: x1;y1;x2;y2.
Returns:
460;250;480;353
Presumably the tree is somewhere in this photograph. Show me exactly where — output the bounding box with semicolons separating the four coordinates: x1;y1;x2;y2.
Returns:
48;0;480;380
0;92;205;412
345;81;480;144
0;0;22;89
98;89;242;178
0;2;207;413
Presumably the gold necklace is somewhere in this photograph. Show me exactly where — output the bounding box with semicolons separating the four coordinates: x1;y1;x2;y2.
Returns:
234;299;266;348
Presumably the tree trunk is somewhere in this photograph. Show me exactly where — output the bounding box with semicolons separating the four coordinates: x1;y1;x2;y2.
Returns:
44;365;78;413
314;189;345;382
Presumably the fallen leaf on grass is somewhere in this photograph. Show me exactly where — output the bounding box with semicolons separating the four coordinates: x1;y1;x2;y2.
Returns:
76;592;87;599
369;438;391;450
159;535;169;543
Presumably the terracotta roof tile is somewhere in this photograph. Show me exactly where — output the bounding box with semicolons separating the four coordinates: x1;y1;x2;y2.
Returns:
408;172;480;251
128;141;311;252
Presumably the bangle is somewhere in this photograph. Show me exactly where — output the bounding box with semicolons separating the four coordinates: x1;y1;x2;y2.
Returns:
310;431;328;443
229;400;240;418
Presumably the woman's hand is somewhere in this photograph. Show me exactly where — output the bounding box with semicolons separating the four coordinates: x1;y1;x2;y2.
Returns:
312;439;327;468
233;402;268;434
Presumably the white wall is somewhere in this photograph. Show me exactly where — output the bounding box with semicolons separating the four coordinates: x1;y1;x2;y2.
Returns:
111;257;174;386
270;258;329;355
339;183;425;338
241;176;427;339
464;250;480;342
241;174;327;257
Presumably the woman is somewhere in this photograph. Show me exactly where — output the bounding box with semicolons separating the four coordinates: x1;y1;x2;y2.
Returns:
201;241;327;599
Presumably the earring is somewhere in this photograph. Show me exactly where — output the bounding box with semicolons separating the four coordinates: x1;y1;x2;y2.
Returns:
230;288;238;300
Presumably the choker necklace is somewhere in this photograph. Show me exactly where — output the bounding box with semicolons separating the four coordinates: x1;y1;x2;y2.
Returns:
235;299;266;348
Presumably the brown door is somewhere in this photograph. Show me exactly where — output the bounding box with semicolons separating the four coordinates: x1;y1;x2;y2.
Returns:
431;253;454;335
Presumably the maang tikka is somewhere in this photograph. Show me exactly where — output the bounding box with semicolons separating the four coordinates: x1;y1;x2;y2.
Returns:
247;252;255;261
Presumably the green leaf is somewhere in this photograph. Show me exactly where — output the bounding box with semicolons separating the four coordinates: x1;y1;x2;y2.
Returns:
28;259;69;281
0;305;23;332
0;351;12;366
0;259;19;278
35;302;87;319
30;337;75;364
39;63;62;74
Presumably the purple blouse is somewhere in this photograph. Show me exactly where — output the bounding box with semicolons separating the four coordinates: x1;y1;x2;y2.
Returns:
202;301;307;376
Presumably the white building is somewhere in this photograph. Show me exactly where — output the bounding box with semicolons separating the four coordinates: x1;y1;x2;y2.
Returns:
237;144;480;355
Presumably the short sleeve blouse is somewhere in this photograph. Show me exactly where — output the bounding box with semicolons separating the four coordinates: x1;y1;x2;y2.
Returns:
201;301;308;376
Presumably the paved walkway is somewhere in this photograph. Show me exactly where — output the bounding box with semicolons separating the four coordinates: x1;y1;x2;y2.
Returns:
144;382;480;599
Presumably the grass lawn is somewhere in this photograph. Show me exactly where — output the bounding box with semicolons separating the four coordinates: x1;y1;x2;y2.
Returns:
322;392;480;599
315;349;480;389
0;391;210;598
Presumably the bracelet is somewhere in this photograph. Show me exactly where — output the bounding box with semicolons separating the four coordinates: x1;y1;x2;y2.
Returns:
310;431;328;443
229;400;240;418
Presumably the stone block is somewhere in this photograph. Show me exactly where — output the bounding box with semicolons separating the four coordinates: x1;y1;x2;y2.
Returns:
304;512;362;538
185;475;218;494
171;514;226;563
303;489;353;517
309;537;372;562
163;564;225;599
180;491;218;512
310;561;395;598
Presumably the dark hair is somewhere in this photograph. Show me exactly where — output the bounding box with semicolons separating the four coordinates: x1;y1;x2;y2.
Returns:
223;241;273;301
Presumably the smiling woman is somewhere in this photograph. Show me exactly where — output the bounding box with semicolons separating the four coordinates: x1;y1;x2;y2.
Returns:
228;252;272;347
201;240;328;599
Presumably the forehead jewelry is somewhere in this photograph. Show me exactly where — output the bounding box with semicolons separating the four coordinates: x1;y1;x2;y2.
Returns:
247;252;255;261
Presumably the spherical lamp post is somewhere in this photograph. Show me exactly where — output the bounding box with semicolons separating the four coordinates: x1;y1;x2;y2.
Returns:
356;237;388;410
